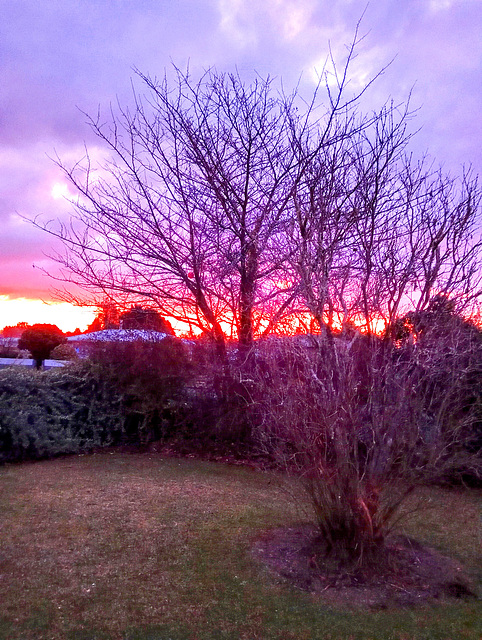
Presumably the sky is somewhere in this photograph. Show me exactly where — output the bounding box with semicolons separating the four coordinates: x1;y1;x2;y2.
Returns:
0;0;481;332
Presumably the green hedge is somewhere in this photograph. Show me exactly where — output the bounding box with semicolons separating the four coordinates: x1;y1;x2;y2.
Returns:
0;363;124;462
0;339;194;463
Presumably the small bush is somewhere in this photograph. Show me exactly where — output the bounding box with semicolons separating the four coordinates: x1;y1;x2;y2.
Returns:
50;343;78;361
18;324;66;369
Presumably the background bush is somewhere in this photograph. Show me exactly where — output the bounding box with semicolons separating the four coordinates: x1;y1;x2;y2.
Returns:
50;343;78;361
86;337;193;444
0;337;196;463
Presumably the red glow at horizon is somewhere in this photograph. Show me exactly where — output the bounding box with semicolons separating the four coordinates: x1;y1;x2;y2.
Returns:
0;293;391;340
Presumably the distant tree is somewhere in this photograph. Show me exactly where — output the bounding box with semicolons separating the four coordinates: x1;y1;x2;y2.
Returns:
392;294;481;347
86;302;120;332
119;306;174;334
18;324;66;369
85;316;103;333
64;328;82;337
2;322;29;338
391;294;482;475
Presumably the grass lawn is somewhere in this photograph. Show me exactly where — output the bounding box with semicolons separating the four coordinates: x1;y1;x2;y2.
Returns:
0;451;480;640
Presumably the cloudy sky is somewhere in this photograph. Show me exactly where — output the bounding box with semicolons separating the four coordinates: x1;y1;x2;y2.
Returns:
1;0;481;330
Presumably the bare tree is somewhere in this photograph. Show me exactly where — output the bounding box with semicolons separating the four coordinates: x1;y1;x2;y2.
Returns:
256;137;481;561
38;69;310;357
350;161;482;336
33;23;399;357
285;98;482;338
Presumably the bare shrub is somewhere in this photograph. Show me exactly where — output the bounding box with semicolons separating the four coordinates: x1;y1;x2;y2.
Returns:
253;329;481;565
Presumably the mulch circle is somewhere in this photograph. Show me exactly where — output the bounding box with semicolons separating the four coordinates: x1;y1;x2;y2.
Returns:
252;524;479;609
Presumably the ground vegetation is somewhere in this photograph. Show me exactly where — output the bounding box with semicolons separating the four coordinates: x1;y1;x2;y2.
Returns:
0;454;480;640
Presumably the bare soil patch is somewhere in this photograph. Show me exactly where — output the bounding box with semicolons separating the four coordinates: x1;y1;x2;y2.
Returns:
252;524;479;610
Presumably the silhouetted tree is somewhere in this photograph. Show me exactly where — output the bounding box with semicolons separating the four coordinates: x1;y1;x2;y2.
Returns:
37;27;403;358
18;324;66;369
86;302;120;332
38;61;481;353
2;322;29;338
119;306;174;334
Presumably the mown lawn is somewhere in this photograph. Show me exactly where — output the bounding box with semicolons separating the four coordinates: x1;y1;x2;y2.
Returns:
0;452;480;640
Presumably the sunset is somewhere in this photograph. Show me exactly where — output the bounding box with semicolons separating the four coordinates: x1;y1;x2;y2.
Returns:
1;2;481;638
0;296;95;333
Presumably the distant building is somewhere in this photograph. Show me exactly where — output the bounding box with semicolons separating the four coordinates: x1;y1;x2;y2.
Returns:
67;329;172;357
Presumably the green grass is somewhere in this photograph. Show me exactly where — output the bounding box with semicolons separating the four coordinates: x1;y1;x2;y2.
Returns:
0;452;480;640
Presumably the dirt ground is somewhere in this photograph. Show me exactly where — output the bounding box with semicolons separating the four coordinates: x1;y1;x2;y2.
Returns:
252;524;479;610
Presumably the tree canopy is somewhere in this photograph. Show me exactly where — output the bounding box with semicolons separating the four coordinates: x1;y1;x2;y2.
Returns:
18;324;66;369
119;306;174;334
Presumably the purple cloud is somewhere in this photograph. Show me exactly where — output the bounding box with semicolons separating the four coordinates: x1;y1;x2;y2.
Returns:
1;0;480;305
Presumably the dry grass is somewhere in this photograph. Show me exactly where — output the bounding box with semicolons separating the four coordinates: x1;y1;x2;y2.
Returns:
0;452;480;640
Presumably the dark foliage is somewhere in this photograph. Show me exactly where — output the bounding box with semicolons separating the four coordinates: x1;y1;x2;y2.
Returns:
0;344;20;358
86;338;192;444
18;324;66;369
393;300;482;483
119;305;174;334
0;364;124;463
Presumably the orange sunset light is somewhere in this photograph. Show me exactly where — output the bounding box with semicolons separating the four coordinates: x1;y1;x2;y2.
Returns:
0;296;96;333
